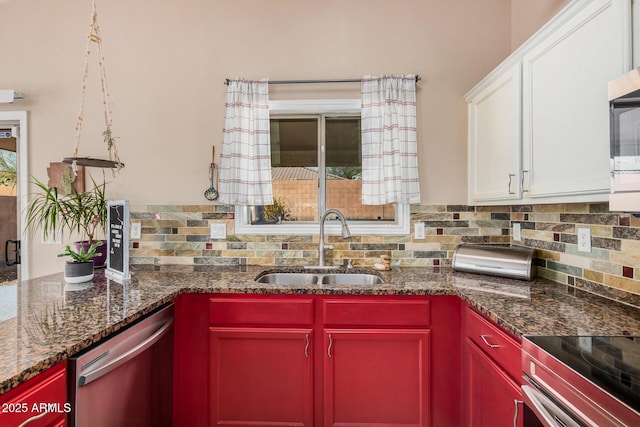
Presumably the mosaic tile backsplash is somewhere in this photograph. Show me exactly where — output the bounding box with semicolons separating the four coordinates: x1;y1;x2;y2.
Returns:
130;202;640;307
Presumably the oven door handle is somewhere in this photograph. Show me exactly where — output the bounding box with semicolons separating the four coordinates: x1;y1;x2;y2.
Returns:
78;318;173;387
521;385;582;427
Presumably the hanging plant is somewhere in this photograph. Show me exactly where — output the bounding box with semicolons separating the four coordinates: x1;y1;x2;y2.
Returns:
64;0;124;172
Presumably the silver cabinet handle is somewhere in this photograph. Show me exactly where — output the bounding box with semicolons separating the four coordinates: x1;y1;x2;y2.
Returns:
514;399;522;427
480;334;499;349
508;174;515;195
521;170;529;193
18;411;49;427
304;334;310;358
328;334;333;358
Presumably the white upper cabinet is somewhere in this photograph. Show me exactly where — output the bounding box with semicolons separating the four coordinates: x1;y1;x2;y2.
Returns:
466;0;631;205
522;0;630;200
467;64;522;203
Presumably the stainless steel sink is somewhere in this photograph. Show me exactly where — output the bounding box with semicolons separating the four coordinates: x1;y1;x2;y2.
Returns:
321;273;384;285
254;271;383;286
255;273;318;285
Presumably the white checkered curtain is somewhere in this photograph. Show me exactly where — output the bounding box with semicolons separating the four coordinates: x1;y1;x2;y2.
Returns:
361;75;420;205
219;79;274;206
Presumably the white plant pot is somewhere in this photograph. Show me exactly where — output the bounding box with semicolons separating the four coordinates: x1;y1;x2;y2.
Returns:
64;261;95;284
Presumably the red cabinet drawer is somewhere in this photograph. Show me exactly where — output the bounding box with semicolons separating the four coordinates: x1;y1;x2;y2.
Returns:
465;307;521;381
323;298;431;327
0;362;68;427
210;297;314;326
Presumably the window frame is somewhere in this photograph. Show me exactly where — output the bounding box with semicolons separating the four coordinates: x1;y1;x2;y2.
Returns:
233;99;411;236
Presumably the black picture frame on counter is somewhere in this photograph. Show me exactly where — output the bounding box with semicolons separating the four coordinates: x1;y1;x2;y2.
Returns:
106;200;130;283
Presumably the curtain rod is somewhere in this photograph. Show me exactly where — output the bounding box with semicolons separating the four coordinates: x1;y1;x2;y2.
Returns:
224;75;421;85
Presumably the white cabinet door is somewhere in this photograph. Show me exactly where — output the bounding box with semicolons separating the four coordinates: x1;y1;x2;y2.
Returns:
522;0;630;200
468;64;522;203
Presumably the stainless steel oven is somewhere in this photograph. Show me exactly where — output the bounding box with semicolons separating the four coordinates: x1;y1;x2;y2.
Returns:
522;336;640;427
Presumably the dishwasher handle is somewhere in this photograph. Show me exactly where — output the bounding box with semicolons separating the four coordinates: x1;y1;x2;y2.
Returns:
79;318;173;387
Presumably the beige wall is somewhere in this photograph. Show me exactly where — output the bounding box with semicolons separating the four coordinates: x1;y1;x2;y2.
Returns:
510;0;571;51
0;0;566;277
0;0;513;206
0;0;515;276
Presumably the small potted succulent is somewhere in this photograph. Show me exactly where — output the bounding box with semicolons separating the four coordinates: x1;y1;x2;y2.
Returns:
58;241;103;283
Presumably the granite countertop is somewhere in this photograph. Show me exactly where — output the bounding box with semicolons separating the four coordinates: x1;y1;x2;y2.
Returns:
1;264;640;395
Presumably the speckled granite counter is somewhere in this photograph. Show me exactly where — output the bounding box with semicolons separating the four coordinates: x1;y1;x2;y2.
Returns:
1;264;640;395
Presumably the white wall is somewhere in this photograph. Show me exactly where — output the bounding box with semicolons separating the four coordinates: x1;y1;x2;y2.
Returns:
1;0;517;276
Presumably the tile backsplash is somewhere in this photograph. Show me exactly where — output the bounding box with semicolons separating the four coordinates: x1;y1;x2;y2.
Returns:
130;202;640;307
510;203;640;308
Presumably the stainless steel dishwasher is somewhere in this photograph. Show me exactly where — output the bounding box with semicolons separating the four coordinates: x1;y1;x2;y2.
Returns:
69;303;174;427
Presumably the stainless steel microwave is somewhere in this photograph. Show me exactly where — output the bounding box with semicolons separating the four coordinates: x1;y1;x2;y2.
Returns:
609;68;640;211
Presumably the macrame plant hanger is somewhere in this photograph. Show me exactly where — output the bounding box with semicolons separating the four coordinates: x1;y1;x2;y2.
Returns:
63;0;124;172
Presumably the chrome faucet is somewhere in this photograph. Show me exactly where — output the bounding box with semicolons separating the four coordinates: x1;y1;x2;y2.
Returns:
318;209;351;267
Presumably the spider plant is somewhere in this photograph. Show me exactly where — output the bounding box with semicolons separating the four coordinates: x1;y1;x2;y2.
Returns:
25;176;107;243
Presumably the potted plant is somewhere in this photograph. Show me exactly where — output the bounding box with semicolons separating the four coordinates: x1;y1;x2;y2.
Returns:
25;177;108;267
58;240;103;283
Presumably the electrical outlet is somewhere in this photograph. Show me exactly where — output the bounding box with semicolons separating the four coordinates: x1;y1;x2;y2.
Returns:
577;228;591;252
210;223;227;240
131;222;141;239
578;336;592;352
513;223;522;241
414;222;425;239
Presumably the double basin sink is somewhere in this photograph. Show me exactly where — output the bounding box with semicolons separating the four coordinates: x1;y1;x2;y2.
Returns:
255;270;384;286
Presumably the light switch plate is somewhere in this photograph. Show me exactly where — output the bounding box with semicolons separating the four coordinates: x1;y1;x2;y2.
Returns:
210;223;227;240
414;222;425;239
513;223;522;241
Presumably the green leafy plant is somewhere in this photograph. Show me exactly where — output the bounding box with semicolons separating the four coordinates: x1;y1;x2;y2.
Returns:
264;197;292;221
326;166;362;180
0;150;17;188
25;176;108;243
57;240;103;263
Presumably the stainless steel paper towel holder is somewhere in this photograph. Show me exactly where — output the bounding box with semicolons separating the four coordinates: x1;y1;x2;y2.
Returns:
452;244;536;281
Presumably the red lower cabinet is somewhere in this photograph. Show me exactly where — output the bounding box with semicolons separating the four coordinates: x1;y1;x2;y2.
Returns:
174;294;460;426
323;329;430;427
463;305;523;427
209;328;313;426
466;339;522;427
174;293;210;427
207;296;315;427
0;362;68;427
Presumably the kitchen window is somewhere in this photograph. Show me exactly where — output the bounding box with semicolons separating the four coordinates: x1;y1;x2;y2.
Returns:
233;99;410;235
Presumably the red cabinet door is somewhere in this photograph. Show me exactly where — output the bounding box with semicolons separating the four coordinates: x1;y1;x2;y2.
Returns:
466;338;522;427
323;329;431;427
209;327;313;427
174;293;210;427
0;362;68;427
